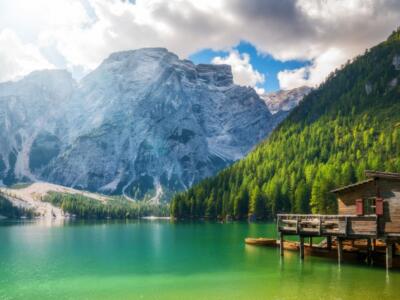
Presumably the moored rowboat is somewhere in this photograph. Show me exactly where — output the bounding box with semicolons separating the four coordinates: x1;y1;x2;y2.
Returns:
245;238;276;246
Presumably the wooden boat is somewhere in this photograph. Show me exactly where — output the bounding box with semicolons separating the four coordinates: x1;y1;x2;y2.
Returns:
281;240;299;251
245;238;299;250
245;238;276;246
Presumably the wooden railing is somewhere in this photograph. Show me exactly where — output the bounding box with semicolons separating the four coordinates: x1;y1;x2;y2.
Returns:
277;214;378;237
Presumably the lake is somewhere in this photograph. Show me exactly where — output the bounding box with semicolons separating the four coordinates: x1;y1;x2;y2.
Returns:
0;220;398;300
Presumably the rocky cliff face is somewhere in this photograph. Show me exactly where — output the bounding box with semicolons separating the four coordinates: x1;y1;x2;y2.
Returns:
0;70;76;185
261;86;311;114
0;48;279;201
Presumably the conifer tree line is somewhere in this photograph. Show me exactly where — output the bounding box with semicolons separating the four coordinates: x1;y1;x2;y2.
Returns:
0;190;170;219
0;193;37;218
171;29;400;220
43;192;169;219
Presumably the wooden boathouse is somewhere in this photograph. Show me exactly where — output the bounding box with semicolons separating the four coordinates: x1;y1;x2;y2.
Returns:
277;170;400;268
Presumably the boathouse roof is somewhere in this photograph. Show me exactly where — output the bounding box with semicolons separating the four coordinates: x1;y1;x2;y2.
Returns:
364;170;400;180
330;170;400;193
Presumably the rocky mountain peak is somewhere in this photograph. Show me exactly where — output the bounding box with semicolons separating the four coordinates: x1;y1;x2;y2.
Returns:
261;86;311;114
196;64;233;86
106;47;177;63
0;47;282;201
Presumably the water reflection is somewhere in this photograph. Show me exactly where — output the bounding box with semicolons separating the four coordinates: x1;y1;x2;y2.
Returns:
0;221;399;300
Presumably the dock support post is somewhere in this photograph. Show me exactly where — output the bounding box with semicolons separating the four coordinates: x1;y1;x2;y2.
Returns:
337;238;343;264
367;238;372;265
309;237;313;247
327;236;332;251
386;240;393;269
299;236;305;260
280;232;284;257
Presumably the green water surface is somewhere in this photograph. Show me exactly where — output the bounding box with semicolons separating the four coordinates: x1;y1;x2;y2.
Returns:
0;220;398;300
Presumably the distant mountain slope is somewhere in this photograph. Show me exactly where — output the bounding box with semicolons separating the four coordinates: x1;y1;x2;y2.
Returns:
261;86;311;114
171;29;400;219
0;48;285;201
0;182;168;219
0;182;110;218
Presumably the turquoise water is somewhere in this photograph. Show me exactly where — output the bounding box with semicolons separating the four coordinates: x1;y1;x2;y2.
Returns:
0;220;398;300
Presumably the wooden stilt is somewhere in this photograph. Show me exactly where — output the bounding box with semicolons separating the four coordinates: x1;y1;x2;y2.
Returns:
372;239;376;251
386;240;393;269
327;236;332;250
367;238;372;265
299;236;305;260
337;238;343;264
309;237;313;247
280;232;284;257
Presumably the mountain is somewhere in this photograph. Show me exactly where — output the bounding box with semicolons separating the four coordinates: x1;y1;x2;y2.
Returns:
0;48;281;201
171;29;400;219
261;86;311;114
0;70;76;185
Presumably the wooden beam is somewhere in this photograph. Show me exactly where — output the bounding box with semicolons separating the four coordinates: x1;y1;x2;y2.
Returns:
309;237;313;247
280;232;284;257
337;238;343;264
327;236;332;250
386;240;393;269
299;236;305;260
318;216;322;235
367;238;372;265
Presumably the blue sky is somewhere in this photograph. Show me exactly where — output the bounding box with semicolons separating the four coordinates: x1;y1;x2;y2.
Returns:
190;42;310;92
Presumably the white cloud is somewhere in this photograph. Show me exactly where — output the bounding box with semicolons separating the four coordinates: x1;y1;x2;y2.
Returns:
0;0;399;86
254;87;265;95
212;51;264;87
274;0;400;89
0;29;54;82
278;48;347;90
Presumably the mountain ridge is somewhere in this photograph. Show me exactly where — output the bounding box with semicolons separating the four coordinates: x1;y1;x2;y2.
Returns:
0;47;300;201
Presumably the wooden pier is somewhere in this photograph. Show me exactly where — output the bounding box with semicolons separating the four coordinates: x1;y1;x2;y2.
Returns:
276;171;400;269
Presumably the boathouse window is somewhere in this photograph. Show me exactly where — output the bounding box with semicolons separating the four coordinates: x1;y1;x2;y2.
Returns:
356;197;382;216
364;198;376;215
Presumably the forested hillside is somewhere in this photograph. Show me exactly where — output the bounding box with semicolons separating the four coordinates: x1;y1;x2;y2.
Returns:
171;29;400;220
42;192;169;219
